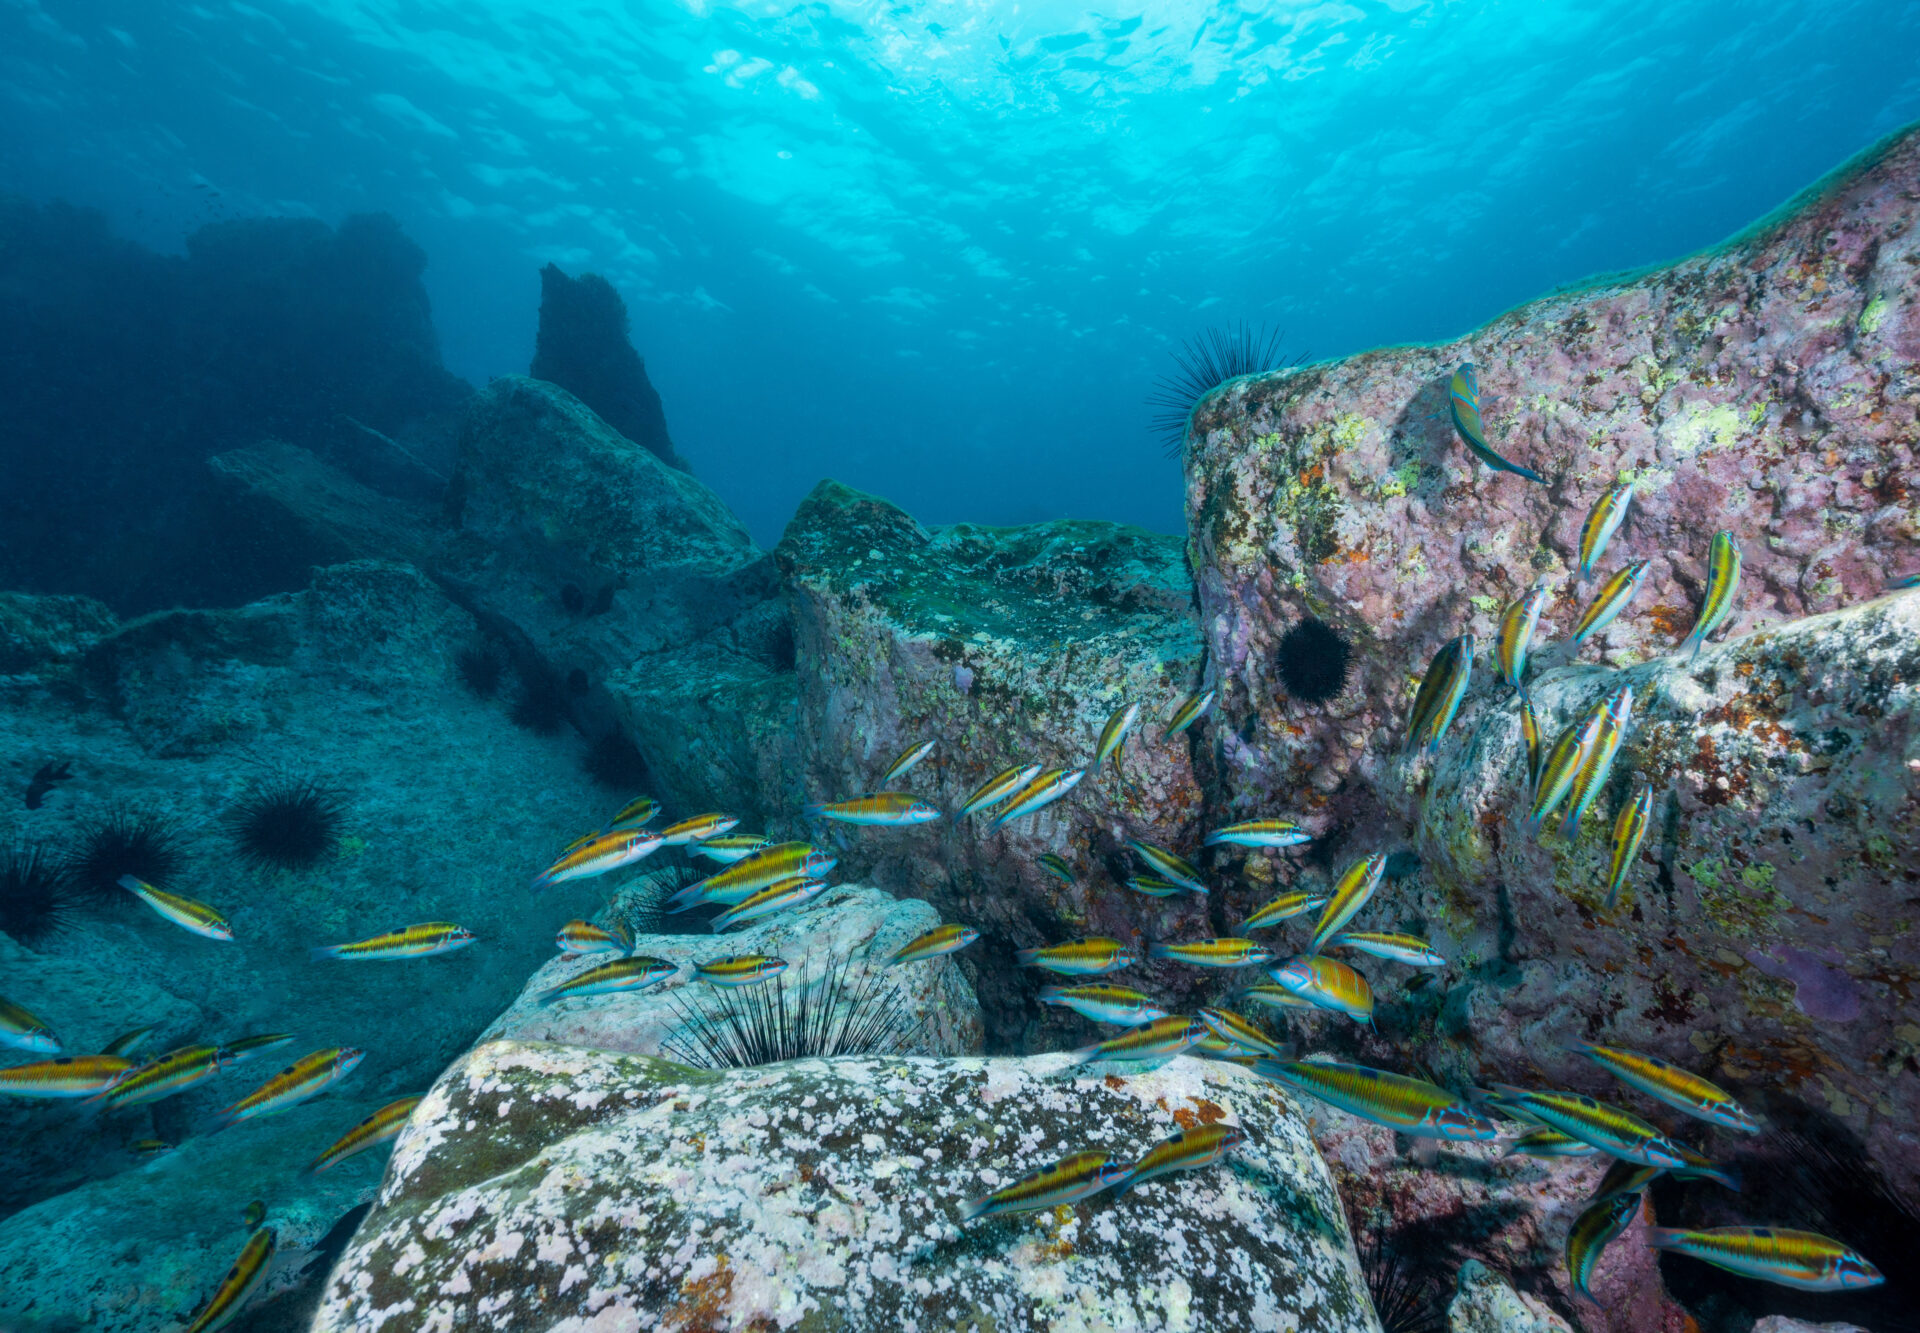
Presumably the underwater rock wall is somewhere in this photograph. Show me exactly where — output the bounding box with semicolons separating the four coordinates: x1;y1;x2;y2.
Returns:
314;1042;1378;1333
1184;126;1920;1205
776;480;1209;1052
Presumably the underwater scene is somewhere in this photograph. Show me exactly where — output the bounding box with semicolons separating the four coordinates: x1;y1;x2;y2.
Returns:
1;2;1918;1331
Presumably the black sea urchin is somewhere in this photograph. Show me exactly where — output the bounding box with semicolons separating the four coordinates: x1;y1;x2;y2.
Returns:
1357;1229;1448;1333
1276;617;1352;704
1148;323;1303;459
227;775;346;871
456;643;505;699
1;845;77;945
662;958;928;1070
66;807;190;905
583;731;652;791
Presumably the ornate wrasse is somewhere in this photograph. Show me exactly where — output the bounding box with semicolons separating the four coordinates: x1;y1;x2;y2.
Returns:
1571;559;1650;647
666;842;832;911
1072;1015;1208;1070
1495;583;1549;695
1568;1040;1758;1132
1644;1227;1882;1291
538;955;677;1004
960;1151;1132;1220
1124;875;1185;898
1016;937;1134;976
1327;932;1446;967
0;997;60;1053
1604;777;1654;909
1251;1059;1497;1140
530;829;661;891
1527;700;1608;833
1205;818;1311;849
1092;702;1140;768
1240;891;1327;930
1165;688;1216;737
1308;852;1387;954
1567;1191;1642;1302
1577;482;1635;578
96;1043;227;1109
602;796;659;831
1035;853;1075;884
691;834;771;864
101;1025;155;1059
310;922;475;961
0;1054;131;1098
879;740;936;784
118;875;233;941
184;1226;276;1333
803;792;941;826
887;923;980;965
955;763;1043;820
1037;984;1168;1026
1481;1085;1687;1167
1681;530;1742;662
1448;363;1545;483
658;813;741;846
1112;1123;1245;1196
1405;634;1474;753
694;954;788;987
1268;955;1374;1022
1148;938;1274;968
709;876;828;932
308;1096;423;1173
1196;1007;1285;1056
219;1048;364;1126
1558;685;1633;834
218;1033;294;1065
1520;697;1543;790
991;767;1086;827
1126;838;1205;892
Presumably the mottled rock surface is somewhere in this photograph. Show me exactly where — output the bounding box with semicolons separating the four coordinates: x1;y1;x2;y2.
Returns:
485;884;984;1059
0;566;613;1224
1448;1260;1573;1333
778;480;1207;1053
315;1042;1378;1332
1183;127;1920;1206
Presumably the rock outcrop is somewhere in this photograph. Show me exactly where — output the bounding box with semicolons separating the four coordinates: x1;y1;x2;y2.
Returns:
777;480;1207;1052
1182;122;1920;1220
314;1042;1377;1332
485;884;984;1059
529;262;687;471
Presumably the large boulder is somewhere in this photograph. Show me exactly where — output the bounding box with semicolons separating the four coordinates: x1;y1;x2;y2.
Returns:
777;480;1206;1053
313;1042;1378;1332
1181;123;1920;1214
484;884;985;1059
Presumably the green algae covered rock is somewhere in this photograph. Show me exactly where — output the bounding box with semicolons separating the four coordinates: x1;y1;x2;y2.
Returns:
777;480;1206;1053
313;1042;1379;1333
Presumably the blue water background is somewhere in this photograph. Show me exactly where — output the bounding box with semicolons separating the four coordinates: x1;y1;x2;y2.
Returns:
3;0;1916;542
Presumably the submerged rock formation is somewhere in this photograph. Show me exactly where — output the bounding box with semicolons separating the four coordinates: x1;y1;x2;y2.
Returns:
530;263;687;472
1178;122;1920;1318
777;480;1206;1052
315;1042;1376;1332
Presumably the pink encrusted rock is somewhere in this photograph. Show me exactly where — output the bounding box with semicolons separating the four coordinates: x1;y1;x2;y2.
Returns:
1183;125;1920;1216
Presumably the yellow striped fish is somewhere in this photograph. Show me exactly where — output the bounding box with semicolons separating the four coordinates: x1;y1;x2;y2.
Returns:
1505;1127;1602;1159
1328;932;1446;967
1577;482;1635;579
117;875;233;942
1016;937;1135;977
1527;699;1608;834
1112;1122;1245;1196
955;763;1044;820
602;796;659;831
1036;853;1075;884
960;1151;1133;1221
666;843;835;911
1268;955;1374;1022
308;1096;423;1173
1568;1040;1758;1132
1073;1015;1209;1070
989;767;1086;828
1148;938;1274;968
1126;838;1206;893
1495;583;1550;697
803;792;942;826
1405;634;1474;754
0;1054;131;1098
556;919;629;958
1092;702;1141;769
1196;1007;1285;1057
530;829;662;891
1252;1058;1498;1140
96;1044;227;1109
710;876;829;933
1571;559;1651;648
1165;689;1216;737
694;955;788;987
311;922;475;961
658;813;741;846
887;924;980;965
0;997;60;1053
218;1048;364;1127
131;1138;175;1160
1448;363;1545;483
100;1025;154;1059
1605;778;1655;909
1592;1157;1663;1202
1124;875;1185;899
1645;1227;1882;1292
1559;685;1634;835
1520;696;1543;791
1308;853;1387;954
1241;891;1328;931
1482;1085;1687;1167
691;834;772;864
538;955;677;1005
1236;983;1316;1013
218;1033;294;1065
1568;1191;1642;1302
879;740;936;784
183;1226;276;1333
1205;818;1311;849
1037;984;1168;1027
1682;530;1742;662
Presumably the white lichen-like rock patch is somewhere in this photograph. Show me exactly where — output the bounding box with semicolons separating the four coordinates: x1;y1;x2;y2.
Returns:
483;885;984;1059
313;1043;1380;1332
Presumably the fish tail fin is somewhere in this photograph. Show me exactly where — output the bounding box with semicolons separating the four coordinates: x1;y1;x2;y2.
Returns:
708;915;735;935
1014;947;1039;967
664;881;707;913
527;872;556;893
308;945;341;962
1686;635;1705;665
1107;1165;1141;1199
959;1195;994;1222
535;987;562;1007
1603;882;1622;912
115;874;143;894
1643;1226;1681;1251
1510;461;1546;484
801;803;827;820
